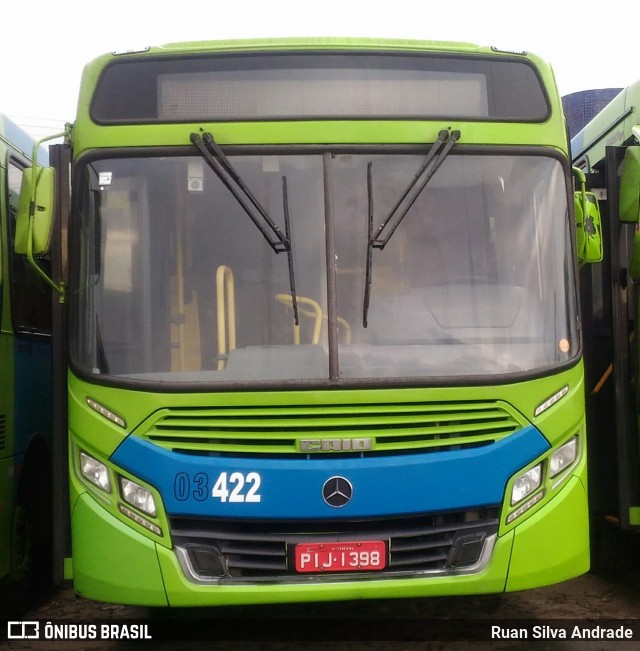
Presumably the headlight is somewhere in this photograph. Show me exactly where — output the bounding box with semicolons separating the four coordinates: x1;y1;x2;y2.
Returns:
511;463;542;505
549;437;578;478
119;477;157;517
80;452;112;492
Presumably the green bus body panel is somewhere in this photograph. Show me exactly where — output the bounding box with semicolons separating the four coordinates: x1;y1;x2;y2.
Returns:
619;147;640;223
72;122;567;157
68;363;586;462
71;492;168;606
506;473;590;591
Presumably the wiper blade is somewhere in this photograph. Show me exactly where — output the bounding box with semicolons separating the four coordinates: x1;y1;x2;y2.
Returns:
190;132;289;253
282;176;299;326
363;162;375;328
190;131;298;325
362;129;460;327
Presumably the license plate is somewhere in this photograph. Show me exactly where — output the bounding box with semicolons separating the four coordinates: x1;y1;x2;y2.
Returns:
294;540;386;573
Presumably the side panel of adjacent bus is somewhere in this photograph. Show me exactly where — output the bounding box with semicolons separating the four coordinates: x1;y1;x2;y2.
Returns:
0;117;54;614
572;82;640;573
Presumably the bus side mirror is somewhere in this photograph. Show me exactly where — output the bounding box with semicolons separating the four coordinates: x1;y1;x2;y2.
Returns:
629;230;640;281
619;146;640;223
14;166;55;256
574;191;603;264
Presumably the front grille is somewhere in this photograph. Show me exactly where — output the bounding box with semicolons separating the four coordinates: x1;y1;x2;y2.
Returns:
136;399;525;457
171;508;500;583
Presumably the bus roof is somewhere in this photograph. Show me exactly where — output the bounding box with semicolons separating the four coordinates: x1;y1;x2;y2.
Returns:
84;36;555;81
114;36;517;56
571;79;640;167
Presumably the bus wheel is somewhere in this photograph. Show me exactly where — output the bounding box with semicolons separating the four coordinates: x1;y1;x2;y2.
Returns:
7;472;52;616
4;503;36;616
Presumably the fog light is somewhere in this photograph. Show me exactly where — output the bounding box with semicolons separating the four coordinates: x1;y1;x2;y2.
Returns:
186;545;225;578
449;533;487;568
511;463;542;505
79;452;111;492
119;477;157;517
549;437;578;478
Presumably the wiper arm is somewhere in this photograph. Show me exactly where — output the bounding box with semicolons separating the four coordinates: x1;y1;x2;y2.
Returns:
371;129;460;249
363;128;460;327
190;131;298;325
190;132;289;253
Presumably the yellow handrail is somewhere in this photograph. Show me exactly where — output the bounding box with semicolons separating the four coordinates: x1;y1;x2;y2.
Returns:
275;294;351;344
275;294;323;344
216;265;236;370
337;316;352;345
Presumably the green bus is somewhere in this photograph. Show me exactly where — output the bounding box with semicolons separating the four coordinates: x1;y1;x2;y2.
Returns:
571;80;640;561
0;114;53;614
19;38;600;607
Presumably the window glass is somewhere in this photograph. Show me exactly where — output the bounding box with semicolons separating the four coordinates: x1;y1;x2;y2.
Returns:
70;152;577;384
332;154;577;378
71;155;327;380
8;161;52;333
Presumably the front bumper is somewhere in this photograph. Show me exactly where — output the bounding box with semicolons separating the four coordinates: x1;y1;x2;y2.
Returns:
69;470;589;606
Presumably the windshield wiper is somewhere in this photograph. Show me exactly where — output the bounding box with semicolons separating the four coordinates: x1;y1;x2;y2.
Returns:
363;129;461;327
190;132;298;325
281;176;299;325
363;162;375;328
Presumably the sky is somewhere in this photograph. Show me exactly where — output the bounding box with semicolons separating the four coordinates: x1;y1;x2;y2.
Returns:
1;0;637;140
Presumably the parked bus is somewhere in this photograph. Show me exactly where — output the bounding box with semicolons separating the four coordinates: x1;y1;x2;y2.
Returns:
19;38;600;607
571;80;640;565
0;113;53;614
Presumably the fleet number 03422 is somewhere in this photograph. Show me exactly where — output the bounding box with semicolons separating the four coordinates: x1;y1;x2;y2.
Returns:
174;471;261;502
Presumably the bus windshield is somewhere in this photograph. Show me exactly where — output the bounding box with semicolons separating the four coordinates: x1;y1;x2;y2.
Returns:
70;150;578;385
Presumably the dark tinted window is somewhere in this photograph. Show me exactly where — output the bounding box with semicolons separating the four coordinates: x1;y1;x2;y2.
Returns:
92;53;549;123
8;160;52;333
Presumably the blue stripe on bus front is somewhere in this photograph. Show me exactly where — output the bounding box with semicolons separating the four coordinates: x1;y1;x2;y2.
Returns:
110;426;549;519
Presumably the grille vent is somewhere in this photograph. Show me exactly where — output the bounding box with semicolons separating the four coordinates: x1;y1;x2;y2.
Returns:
136;399;525;457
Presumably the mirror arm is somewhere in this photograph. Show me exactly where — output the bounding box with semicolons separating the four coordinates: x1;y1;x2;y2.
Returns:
572;166;588;220
26;130;68;303
25;215;66;303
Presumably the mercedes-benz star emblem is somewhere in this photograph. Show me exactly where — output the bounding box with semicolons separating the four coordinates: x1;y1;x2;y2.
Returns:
322;476;353;508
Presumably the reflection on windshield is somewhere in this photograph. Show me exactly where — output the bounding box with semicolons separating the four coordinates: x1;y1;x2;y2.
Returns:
364;129;460;327
190;131;299;326
70;152;577;384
